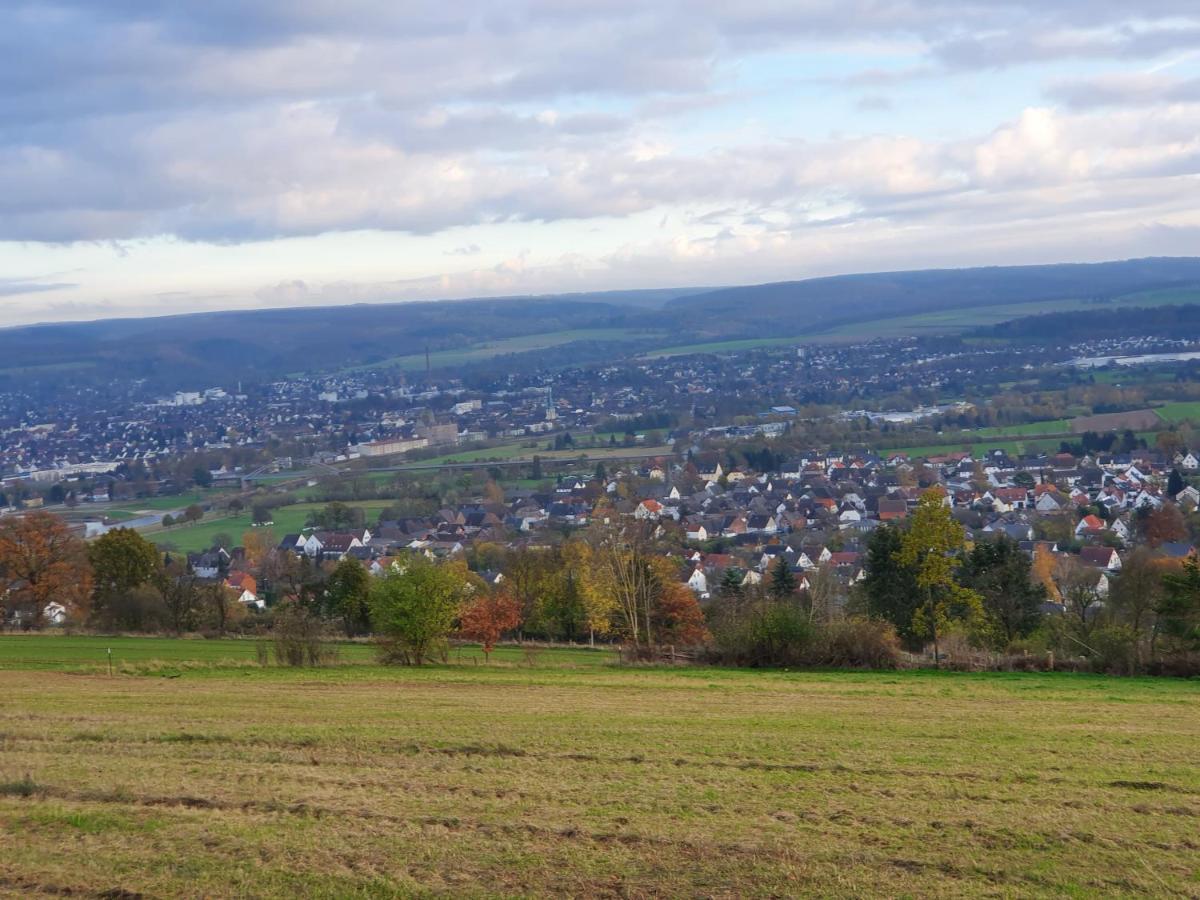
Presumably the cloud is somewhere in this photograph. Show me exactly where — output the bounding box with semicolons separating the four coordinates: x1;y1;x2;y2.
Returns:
855;95;893;112
1047;73;1200;109
0;1;1198;326
0;279;75;298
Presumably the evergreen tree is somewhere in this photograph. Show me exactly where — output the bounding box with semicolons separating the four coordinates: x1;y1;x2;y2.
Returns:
718;567;744;600
959;536;1044;647
768;557;797;598
1167;468;1185;498
862;524;922;644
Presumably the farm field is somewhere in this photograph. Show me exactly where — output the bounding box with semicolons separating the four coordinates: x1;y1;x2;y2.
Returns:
396;443;674;468
0;635;613;673
890;430;1163;461
970;419;1073;438
813;287;1200;341
148;500;396;553
1155;401;1200;424
343;328;660;373
642;336;803;358
0;648;1196;898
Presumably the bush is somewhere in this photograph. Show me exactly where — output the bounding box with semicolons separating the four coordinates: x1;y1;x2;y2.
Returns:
272;604;338;667
709;601;815;668
1087;625;1139;675
809;618;902;669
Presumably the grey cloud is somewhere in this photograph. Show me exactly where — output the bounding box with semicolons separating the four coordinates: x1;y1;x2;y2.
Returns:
1047;74;1200;109
856;95;893;112
1;1;1199;244
0;279;76;297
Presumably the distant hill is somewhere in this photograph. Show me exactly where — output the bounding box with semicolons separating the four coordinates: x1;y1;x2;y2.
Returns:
4;258;1200;389
0;290;699;389
665;258;1200;335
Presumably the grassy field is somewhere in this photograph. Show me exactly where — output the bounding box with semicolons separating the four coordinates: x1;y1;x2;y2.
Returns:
0;640;1196;897
890;429;1162;460
642;337;803;358
971;419;1074;438
343;329;660;373
150;500;396;553
1155;401;1200;424
397;444;674;468
812;287;1200;341
0;635;611;673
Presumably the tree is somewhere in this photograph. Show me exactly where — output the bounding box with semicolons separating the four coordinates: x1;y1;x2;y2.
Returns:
861;524;921;644
369;556;472;665
483;480;505;505
161;514;175;528
211;532;234;550
459;590;522;661
560;539;617;645
1156;430;1184;458
182;504;204;524
193;466;214;488
1167;468;1185;498
203;580;238;635
1109;547;1166;651
589;523;660;648
959;536;1044;647
155;560;202;635
1031;545;1060;602
650;578;710;646
252;504;273;525
803;562;840;624
531;455;543;481
1013;471;1036;489
1140;503;1187;548
1053;555;1102;642
325;557;372;636
768;557;797;599
241;529;276;571
0;512;93;626
1159;556;1200;651
717;567;744;601
88;527;161;628
897;490;984;664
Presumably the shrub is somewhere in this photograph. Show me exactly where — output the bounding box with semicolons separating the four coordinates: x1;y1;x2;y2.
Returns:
708;600;815;667
810;618;902;669
272;604;338;667
1087;625;1139;676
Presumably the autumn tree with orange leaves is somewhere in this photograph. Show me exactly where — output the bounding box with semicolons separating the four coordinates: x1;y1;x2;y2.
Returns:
0;511;93;627
458;590;522;661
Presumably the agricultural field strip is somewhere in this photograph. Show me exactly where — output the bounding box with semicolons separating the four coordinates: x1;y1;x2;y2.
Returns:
1;666;1196;897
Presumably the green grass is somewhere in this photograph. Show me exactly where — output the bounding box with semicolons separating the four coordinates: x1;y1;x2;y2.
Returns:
0;654;1196;897
642;336;802;358
887;437;1070;459
342;328;660;373
890;429;1163;460
812;287;1200;341
0;635;613;673
970;419;1074;438
398;444;673;468
149;500;396;553
1154;401;1200;424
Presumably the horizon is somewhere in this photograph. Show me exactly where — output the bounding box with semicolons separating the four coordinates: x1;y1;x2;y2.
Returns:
3;3;1199;327
1;253;1194;333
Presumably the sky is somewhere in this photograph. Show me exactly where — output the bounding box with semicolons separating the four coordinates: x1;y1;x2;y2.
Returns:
2;2;1200;327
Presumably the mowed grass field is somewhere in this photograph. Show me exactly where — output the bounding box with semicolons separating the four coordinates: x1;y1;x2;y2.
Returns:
343;328;660;373
149;500;396;553
1;638;1198;897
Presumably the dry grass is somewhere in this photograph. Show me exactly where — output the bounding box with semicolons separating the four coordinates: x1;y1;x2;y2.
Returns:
0;665;1198;897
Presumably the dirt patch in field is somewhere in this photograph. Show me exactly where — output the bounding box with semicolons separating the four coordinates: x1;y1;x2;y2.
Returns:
1070;409;1162;433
